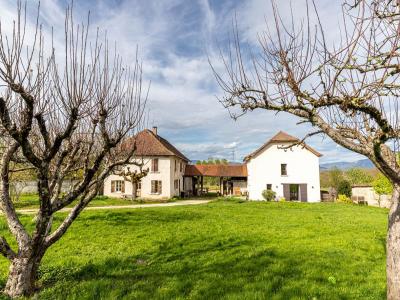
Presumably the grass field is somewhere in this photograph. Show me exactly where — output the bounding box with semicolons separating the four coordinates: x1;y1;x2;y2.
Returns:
13;194;178;209
0;200;388;299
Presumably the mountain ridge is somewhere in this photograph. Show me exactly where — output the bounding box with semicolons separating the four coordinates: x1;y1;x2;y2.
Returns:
320;159;374;170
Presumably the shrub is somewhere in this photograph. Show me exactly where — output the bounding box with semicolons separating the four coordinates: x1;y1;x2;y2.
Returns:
337;194;352;204
279;197;286;202
337;180;352;197
262;189;276;201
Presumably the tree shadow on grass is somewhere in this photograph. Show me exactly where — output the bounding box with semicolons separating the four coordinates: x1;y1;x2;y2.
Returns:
73;209;206;226
35;235;384;300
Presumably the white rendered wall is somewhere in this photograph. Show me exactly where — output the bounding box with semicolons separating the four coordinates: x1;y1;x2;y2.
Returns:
169;158;187;197
246;143;321;202
104;156;176;199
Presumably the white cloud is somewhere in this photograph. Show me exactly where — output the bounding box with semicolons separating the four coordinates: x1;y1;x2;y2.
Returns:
0;0;359;163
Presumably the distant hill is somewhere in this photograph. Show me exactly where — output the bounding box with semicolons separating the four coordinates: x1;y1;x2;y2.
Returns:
320;159;374;170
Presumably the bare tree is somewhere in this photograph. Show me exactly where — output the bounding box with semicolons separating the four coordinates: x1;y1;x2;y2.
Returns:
213;0;400;298
114;164;149;201
0;2;147;298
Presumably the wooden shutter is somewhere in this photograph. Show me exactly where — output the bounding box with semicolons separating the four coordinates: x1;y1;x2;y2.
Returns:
152;158;158;172
151;181;155;193
111;181;115;192
300;184;307;202
158;181;162;194
121;181;125;193
282;184;290;200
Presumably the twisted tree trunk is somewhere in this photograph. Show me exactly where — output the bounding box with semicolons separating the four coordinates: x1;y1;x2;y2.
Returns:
387;184;400;300
131;181;137;201
4;252;44;298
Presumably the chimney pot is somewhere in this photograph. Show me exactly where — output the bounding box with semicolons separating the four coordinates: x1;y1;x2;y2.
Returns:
152;126;158;135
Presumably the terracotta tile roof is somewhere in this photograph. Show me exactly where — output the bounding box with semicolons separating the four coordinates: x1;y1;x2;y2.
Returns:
185;164;248;177
123;129;189;161
244;131;322;162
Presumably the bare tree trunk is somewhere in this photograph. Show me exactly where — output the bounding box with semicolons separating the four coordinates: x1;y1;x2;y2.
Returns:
387;184;400;300
131;181;137;201
4;253;43;298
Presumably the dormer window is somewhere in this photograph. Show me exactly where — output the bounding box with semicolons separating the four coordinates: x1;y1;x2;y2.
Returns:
281;164;287;176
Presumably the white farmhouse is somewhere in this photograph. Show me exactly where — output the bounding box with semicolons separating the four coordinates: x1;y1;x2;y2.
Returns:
103;127;189;199
103;129;322;202
244;131;322;202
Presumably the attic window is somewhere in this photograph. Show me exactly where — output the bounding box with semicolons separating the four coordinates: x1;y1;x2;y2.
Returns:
281;164;287;176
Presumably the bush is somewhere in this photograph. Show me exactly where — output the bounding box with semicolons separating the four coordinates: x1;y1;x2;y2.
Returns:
279;197;286;202
337;180;352;197
337;194;353;204
262;190;276;201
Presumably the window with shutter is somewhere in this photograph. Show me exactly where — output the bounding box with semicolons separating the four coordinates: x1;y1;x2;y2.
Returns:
112;180;124;192
150;180;162;194
151;158;159;172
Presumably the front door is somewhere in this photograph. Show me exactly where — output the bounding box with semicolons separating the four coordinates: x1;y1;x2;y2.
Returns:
289;184;299;201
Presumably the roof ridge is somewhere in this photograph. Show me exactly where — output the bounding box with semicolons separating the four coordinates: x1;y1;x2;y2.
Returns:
145;129;189;161
243;131;322;161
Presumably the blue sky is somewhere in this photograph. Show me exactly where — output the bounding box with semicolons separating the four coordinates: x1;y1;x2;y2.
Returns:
0;0;365;163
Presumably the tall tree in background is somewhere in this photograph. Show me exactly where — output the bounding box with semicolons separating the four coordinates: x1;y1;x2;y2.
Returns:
213;1;400;298
328;167;344;192
0;3;146;297
345;168;373;185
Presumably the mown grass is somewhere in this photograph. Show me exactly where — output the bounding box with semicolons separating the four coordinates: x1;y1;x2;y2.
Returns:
0;200;388;299
13;194;178;209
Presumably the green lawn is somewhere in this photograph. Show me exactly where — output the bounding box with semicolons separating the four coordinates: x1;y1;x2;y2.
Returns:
13;194;177;209
0;200;388;299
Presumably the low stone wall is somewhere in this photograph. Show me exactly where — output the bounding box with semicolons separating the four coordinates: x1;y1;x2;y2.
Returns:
352;186;391;208
10;180;79;194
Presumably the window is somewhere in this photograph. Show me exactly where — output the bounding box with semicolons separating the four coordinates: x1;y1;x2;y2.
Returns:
151;180;162;194
151;158;159;172
175;160;177;172
174;179;179;190
266;184;272;190
281;164;287;176
111;180;125;193
180;162;183;172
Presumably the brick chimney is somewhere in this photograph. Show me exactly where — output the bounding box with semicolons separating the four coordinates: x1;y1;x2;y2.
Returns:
152;126;158;135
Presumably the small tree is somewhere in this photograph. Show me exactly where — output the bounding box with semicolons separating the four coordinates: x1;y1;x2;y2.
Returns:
327;167;344;192
114;166;149;201
337;180;352;198
373;174;393;207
